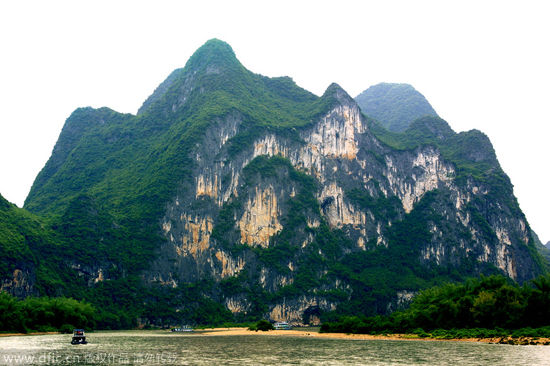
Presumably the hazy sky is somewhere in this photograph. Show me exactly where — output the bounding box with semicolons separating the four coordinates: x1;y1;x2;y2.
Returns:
1;1;548;242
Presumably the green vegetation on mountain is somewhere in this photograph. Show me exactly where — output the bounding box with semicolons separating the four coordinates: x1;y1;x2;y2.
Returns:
532;230;550;268
355;83;438;132
370;116;500;180
0;193;55;282
1;194;35;279
539;244;550;266
321;274;550;336
23;39;337;278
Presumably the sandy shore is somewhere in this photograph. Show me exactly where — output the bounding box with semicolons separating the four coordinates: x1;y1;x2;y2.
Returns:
192;327;550;345
2;328;548;345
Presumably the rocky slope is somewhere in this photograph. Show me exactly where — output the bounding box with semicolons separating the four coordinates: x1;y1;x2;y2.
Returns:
9;39;547;326
355;83;438;132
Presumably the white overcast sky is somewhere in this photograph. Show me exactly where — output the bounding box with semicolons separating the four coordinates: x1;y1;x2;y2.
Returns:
0;0;548;242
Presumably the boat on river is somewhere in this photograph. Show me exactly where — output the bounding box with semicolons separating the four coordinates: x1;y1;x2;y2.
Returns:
274;322;292;330
171;325;194;332
70;329;88;344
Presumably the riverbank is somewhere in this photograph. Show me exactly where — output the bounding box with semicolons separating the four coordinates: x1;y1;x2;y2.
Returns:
2;328;549;345
192;327;550;345
0;331;59;337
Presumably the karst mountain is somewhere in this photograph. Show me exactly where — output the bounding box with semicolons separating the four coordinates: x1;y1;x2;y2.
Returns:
1;39;546;326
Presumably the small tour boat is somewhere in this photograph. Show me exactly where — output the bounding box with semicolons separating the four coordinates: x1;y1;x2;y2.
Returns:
274;322;292;330
71;329;88;344
171;325;194;332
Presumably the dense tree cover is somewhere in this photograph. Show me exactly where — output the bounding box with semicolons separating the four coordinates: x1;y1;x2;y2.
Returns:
355;83;438;132
532;231;550;268
0;194;51;280
0;292;95;333
320;274;550;336
25;39;336;222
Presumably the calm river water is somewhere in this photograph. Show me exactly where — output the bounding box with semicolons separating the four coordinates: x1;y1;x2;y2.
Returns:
1;330;549;365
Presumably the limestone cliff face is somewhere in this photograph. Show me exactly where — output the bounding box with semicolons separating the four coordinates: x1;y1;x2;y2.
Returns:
268;296;337;325
384;148;455;214
143;84;538;324
238;186;283;247
0;269;35;297
303;104;365;161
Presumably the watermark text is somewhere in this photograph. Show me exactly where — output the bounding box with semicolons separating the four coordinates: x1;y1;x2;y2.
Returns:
2;352;177;365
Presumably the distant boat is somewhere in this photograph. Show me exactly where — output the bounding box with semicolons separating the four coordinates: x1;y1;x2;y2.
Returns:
171;325;194;332
71;329;88;344
274;322;292;330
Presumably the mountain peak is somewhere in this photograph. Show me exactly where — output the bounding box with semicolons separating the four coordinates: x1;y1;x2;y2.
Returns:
323;82;355;106
199;38;235;53
137;39;242;115
184;38;240;72
0;192;12;210
355;83;438;132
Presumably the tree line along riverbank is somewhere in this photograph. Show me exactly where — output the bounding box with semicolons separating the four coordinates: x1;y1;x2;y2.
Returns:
320;274;550;343
2;274;550;342
0;293;95;333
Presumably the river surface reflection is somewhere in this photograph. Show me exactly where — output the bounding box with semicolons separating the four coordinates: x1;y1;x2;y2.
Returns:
1;330;549;365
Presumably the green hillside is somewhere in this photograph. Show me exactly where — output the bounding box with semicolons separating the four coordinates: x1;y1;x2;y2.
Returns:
0;193;48;283
24;40;337;275
356;83;438;132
